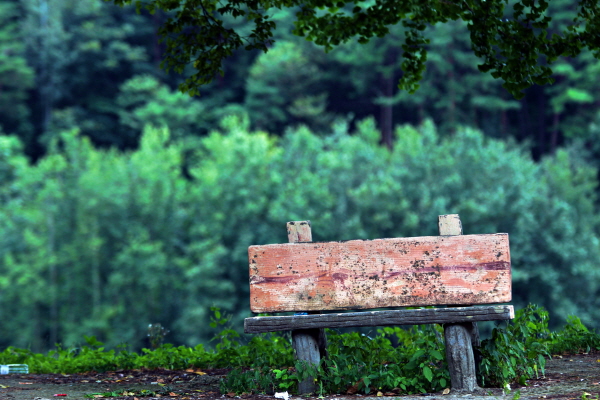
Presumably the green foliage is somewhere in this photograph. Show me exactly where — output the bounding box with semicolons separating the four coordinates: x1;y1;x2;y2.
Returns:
479;305;551;387
1;0;598;164
0;1;34;138
116;74;214;139
245;40;335;134
110;0;600;98
147;323;170;349
1;116;600;350
318;326;448;395
221;326;449;395
480;304;600;388
0;308;292;375
549;316;600;355
0;305;599;396
109;0;276;96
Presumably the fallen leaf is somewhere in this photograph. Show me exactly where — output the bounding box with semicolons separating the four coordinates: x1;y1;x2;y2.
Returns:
376;391;383;396
226;392;236;397
185;368;207;375
443;388;451;395
19;382;33;384
346;378;363;395
0;384;8;388
169;392;178;396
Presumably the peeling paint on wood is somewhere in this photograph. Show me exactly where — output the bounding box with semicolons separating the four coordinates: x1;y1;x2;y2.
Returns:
249;234;510;313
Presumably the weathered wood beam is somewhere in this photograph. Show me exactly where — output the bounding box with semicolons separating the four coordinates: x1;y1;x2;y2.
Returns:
249;233;511;313
244;305;514;333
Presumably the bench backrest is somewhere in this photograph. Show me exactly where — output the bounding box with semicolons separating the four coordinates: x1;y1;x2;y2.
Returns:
248;216;511;313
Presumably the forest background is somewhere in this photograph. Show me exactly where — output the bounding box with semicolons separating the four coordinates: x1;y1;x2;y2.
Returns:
1;0;600;352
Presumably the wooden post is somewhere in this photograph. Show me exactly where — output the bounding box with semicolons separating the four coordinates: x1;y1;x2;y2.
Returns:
439;214;478;391
444;323;478;391
287;221;322;394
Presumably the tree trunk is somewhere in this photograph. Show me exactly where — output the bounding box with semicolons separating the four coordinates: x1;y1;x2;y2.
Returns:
380;72;394;149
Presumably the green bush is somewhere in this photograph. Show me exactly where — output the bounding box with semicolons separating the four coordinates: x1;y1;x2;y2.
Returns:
1;117;600;351
549;315;600;354
220;326;449;396
479;305;551;387
1;305;600;396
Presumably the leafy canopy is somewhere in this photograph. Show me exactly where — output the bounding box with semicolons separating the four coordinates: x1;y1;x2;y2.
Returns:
109;0;600;98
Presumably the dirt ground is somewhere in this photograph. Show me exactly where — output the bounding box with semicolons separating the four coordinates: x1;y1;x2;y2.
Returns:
0;352;598;400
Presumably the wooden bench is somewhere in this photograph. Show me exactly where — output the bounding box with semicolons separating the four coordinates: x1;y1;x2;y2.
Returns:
244;215;514;394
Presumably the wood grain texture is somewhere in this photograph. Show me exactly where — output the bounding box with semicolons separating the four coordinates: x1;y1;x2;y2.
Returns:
287;221;312;243
249;234;511;312
244;305;514;333
292;329;320;394
439;214;463;235
444;323;478;391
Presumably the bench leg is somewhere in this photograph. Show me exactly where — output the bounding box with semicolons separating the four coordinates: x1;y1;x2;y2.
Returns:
444;323;478;392
292;328;322;394
468;322;482;376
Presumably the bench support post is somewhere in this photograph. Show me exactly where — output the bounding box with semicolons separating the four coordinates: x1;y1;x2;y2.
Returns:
439;214;480;391
292;329;321;394
444;323;478;391
287;221;323;394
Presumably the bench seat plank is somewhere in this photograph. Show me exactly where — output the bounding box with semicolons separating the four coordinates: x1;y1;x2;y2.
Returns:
244;305;514;333
249;234;510;313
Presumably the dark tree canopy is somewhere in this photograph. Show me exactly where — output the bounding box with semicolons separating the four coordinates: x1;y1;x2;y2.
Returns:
110;0;600;98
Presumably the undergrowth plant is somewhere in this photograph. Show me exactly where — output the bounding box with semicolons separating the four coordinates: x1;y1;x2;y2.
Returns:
1;305;599;396
220;325;449;395
479;304;600;388
321;325;449;394
479;304;552;388
549;315;600;354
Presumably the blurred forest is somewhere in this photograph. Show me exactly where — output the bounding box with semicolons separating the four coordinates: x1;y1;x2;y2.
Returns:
1;0;600;352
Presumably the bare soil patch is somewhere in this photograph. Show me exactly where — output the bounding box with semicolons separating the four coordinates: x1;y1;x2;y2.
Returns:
0;352;598;400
